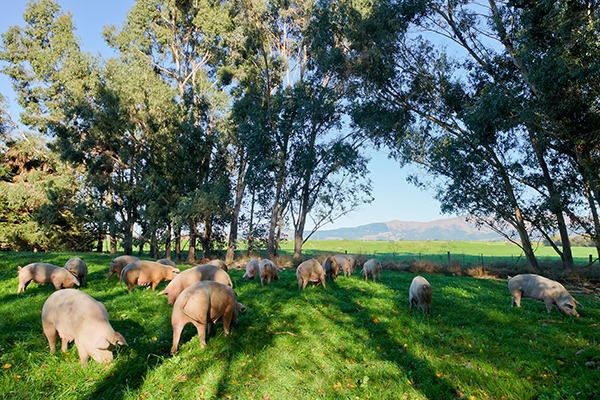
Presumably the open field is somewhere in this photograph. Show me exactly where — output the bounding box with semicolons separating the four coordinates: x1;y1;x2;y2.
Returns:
280;240;599;269
1;250;599;399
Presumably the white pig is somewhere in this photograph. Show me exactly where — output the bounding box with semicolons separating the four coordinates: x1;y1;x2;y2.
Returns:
361;258;382;282
41;289;127;366
409;276;432;314
242;258;259;280
508;274;581;317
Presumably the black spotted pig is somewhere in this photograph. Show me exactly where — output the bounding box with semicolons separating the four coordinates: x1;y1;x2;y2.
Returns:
17;263;80;293
159;264;233;305
296;259;326;290
243;258;259;280
258;259;279;286
41;289;127;366
508;274;581;317
64;257;88;286
120;260;179;292
409;276;432;314
170;281;244;353
107;255;139;280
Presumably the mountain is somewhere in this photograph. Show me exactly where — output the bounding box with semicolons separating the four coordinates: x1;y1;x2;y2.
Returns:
307;216;503;241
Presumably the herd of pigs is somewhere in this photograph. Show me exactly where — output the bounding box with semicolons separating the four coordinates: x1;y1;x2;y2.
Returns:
15;254;583;366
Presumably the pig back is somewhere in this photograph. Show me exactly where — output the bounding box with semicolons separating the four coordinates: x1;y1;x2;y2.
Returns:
160;264;232;305
297;259;323;279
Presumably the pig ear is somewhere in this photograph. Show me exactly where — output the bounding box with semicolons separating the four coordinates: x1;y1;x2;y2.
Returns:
575;299;583;308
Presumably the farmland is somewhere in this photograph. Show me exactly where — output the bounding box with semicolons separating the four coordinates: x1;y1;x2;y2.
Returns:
0;248;599;399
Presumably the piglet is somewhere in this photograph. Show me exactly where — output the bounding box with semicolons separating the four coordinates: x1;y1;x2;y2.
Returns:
409;276;432;314
120;260;179;292
361;258;382;282
170;281;244;353
296;259;326;290
41;289;127;366
107;255;139;280
64;257;88;286
17;263;80;293
508;274;581;317
159;264;233;305
344;255;360;276
243;258;259;280
258;259;279;286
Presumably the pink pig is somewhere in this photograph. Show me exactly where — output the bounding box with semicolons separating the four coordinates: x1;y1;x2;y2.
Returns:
159;264;233;305
17;263;80;293
120;260;179;291
42;289;127;366
170;281;244;353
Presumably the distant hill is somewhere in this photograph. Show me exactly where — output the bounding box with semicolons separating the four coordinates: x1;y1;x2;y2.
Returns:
307;216;503;241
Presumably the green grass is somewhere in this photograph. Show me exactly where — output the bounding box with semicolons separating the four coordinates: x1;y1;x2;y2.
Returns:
1;251;599;399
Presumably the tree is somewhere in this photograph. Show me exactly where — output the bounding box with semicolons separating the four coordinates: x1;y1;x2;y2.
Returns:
339;0;600;269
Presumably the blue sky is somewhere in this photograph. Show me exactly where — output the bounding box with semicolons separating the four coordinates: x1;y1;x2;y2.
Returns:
0;1;448;230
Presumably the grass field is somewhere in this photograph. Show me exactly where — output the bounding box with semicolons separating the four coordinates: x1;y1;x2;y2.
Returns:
1;250;599;399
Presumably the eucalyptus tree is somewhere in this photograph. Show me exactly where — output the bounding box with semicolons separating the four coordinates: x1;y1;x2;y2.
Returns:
227;0;373;260
335;0;599;269
105;0;234;261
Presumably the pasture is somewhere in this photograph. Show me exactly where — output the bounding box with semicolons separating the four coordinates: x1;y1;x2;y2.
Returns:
0;251;599;399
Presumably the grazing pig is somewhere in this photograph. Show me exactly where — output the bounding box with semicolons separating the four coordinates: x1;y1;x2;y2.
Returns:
107;255;139;280
120;260;180;292
361;258;382;281
345;255;360;276
321;256;341;281
170;281;244;353
64;257;88;286
159;264;233;305
17;263;80;293
243;258;259;280
42;289;127;366
208;259;228;272
258;259;279;286
508;274;581;317
296;259;326;290
409;276;432;314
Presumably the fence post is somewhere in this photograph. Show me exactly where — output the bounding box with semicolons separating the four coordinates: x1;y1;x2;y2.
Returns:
590;254;593;264
447;251;451;264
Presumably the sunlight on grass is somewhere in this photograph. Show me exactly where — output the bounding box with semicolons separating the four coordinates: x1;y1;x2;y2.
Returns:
0;251;598;399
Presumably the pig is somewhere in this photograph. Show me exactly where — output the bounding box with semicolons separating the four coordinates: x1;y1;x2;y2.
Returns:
296;259;326;290
159;264;233;305
64;257;88;286
243;258;259;280
107;255;139;280
41;289;127;366
170;281;244;353
409;276;432;314
17;263;80;293
208;259;228;272
361;258;382;281
508;274;581;317
120;260;180;292
258;259;279;286
345;255;360;276
321;256;341;281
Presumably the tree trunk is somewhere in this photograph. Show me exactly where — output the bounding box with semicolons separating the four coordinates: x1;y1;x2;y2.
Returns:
175;225;182;261
226;154;247;263
164;224;172;260
200;218;213;259
268;179;284;258
150;229;158;259
514;205;540;271
187;221;197;263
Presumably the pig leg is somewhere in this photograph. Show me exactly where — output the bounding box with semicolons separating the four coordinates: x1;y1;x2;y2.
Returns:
511;291;522;307
75;343;89;366
260;277;265;287
171;321;185;354
17;278;31;293
544;299;554;313
320;276;326;289
42;323;57;352
192;321;208;348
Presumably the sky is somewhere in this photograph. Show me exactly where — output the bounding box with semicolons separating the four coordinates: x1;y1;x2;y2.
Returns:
0;0;449;230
